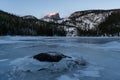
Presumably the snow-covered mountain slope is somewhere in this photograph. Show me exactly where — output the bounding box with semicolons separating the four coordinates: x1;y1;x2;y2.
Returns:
55;9;120;36
67;11;111;29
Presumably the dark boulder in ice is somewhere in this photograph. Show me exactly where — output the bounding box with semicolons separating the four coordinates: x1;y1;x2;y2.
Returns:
11;52;87;72
33;52;70;62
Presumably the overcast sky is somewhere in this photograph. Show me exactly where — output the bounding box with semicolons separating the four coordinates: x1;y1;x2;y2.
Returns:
0;0;120;18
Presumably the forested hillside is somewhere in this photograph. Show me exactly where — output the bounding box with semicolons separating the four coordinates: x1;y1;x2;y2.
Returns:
0;10;66;36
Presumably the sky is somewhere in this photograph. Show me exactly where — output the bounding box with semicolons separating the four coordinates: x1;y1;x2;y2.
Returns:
0;0;120;18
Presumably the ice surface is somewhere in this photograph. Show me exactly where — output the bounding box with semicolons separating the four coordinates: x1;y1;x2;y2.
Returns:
0;40;18;44
73;65;102;79
10;56;52;71
57;75;79;80
80;70;100;77
0;59;8;62
0;36;120;80
89;41;120;52
99;41;120;49
10;55;86;72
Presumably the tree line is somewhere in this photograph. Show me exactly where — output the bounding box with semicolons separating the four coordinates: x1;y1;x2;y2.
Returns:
0;10;66;36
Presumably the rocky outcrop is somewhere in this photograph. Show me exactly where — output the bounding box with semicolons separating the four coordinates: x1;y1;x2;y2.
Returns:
11;52;87;72
33;52;87;66
42;12;61;22
45;12;60;19
33;52;70;62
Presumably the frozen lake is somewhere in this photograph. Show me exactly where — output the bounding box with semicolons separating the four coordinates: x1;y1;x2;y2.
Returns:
0;36;120;80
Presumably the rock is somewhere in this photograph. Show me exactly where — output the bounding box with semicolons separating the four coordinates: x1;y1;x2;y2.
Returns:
10;52;87;72
33;52;70;62
43;12;61;20
33;52;87;71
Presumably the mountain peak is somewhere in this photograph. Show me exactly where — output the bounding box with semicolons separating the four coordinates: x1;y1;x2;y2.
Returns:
42;12;61;21
47;12;59;17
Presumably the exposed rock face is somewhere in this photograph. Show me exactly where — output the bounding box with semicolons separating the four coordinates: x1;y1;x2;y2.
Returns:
33;52;69;62
42;12;61;22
